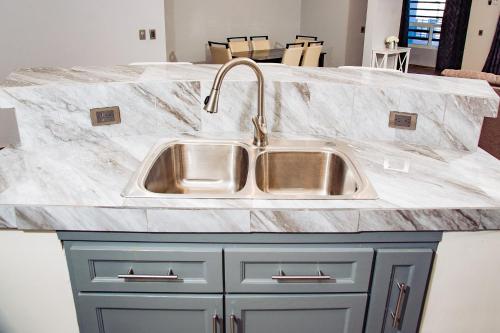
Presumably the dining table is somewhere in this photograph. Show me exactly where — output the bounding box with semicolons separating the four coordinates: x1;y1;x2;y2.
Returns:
232;48;327;67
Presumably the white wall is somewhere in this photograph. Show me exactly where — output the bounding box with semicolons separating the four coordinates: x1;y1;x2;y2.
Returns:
300;0;350;67
0;0;167;79
462;1;500;71
165;0;301;63
345;0;369;66
421;231;500;332
301;0;367;67
362;0;403;66
0;231;79;333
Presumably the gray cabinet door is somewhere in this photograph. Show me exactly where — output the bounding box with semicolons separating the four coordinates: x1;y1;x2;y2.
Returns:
225;247;373;293
226;294;367;333
365;249;433;333
77;293;223;333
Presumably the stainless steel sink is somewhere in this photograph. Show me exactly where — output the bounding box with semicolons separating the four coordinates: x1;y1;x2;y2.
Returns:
255;150;357;196
123;138;377;200
144;142;249;195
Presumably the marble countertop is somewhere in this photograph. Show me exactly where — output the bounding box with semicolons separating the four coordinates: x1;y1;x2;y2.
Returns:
0;133;499;233
0;64;499;233
2;64;497;100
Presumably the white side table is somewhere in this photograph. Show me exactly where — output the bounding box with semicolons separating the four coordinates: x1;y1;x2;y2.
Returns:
371;47;411;73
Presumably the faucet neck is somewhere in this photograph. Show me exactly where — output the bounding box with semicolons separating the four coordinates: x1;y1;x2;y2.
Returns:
204;58;268;147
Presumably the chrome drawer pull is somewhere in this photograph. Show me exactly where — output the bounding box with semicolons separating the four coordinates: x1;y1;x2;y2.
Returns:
212;314;218;333
390;282;408;329
118;268;180;281
271;269;334;281
229;314;237;333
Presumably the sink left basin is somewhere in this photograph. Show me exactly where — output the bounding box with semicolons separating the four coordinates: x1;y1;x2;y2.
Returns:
131;141;250;196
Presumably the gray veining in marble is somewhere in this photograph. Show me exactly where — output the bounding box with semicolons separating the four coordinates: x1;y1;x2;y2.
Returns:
358;209;483;232
147;209;250;232
480;209;500;229
15;206;147;231
250;210;359;232
0;206;16;228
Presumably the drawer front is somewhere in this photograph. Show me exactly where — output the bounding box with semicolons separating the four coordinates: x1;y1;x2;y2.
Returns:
225;247;374;293
226;294;367;333
77;293;223;333
66;242;223;293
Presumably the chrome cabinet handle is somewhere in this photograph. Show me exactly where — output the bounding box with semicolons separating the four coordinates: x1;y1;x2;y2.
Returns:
118;268;180;281
212;314;218;333
271;269;334;281
390;282;408;329
230;314;237;333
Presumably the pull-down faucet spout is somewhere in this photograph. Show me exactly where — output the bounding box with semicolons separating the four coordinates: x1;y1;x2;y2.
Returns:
203;58;268;147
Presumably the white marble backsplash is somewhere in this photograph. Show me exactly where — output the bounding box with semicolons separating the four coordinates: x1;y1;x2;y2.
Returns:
0;64;498;151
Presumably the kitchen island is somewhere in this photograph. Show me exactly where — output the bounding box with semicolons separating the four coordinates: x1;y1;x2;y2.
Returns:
0;63;499;333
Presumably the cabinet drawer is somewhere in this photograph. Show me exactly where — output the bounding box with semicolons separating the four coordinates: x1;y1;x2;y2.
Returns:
66;242;223;293
225;247;373;293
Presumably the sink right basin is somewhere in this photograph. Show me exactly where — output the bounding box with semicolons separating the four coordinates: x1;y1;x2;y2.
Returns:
255;150;358;196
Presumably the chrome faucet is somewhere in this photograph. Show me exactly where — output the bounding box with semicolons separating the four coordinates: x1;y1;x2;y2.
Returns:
203;58;268;147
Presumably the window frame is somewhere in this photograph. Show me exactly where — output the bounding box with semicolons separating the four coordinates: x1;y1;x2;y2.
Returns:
407;0;446;49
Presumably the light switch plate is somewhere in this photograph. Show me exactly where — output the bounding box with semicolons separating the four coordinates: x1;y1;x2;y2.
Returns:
139;29;146;40
149;29;156;40
0;108;21;148
90;106;121;126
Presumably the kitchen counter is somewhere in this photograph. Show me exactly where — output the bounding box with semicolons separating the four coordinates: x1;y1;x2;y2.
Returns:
0;64;499;232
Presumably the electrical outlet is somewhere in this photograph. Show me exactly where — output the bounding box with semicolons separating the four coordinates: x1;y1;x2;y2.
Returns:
389;111;418;130
139;29;146;40
149;29;156;40
90;106;121;126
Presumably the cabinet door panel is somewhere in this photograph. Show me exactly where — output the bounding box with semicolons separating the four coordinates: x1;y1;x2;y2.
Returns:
365;249;433;333
226;294;367;333
77;293;222;333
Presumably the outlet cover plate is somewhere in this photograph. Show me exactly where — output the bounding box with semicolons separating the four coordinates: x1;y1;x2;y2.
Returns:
139;29;146;40
90;106;121;126
149;29;156;40
389;111;418;130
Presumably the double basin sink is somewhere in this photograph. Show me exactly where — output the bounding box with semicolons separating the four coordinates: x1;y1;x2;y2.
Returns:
123;138;377;200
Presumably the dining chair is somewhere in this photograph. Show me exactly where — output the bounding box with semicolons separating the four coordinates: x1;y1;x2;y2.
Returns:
301;42;323;67
227;36;250;53
282;42;305;66
208;41;232;64
295;34;318;47
250;35;271;51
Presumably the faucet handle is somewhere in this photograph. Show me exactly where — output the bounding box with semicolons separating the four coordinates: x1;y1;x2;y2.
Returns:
252;116;268;147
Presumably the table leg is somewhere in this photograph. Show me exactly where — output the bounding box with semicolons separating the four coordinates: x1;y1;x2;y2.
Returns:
405;49;411;73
